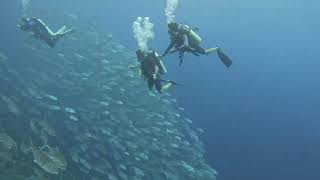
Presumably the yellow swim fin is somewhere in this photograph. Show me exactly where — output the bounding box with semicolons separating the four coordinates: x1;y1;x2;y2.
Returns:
160;82;173;93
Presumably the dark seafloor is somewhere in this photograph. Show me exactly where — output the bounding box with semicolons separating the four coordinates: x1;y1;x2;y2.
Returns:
0;8;217;180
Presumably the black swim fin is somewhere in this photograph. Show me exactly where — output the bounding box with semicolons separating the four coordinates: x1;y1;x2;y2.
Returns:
169;80;184;86
217;48;233;68
160;79;183;86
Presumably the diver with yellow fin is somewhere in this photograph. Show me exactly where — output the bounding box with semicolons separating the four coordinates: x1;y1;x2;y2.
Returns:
130;49;182;93
17;17;74;48
162;22;232;67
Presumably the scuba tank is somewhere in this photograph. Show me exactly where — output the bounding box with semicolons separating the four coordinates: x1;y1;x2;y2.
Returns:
157;60;167;75
154;52;167;74
181;25;202;47
147;50;168;75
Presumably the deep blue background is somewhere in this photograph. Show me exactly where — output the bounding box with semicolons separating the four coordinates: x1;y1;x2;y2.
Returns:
1;0;320;180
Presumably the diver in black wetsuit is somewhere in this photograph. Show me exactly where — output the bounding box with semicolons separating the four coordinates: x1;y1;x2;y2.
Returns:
130;49;180;93
17;17;74;48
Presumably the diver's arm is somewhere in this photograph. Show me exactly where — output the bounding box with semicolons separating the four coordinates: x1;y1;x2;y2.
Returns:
44;26;55;36
128;64;141;69
129;64;142;76
162;41;175;57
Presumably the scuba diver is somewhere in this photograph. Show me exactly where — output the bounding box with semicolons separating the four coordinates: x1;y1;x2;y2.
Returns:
162;22;233;67
17;17;74;48
130;49;181;93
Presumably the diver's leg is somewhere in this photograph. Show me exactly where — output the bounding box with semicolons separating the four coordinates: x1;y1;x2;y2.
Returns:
205;47;219;54
54;26;66;35
147;78;155;90
47;39;57;48
155;79;162;93
44;26;55;36
36;23;57;47
168;48;179;55
43;35;57;48
194;46;218;55
48;26;74;47
54;26;74;37
179;45;200;56
37;19;55;36
194;46;208;55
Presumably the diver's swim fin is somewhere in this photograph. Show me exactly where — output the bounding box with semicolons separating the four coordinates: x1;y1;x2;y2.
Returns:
160;79;183;86
217;48;232;68
158;79;182;93
169;80;183;86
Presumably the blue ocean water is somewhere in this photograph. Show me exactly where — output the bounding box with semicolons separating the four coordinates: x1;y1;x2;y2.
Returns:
1;0;320;180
